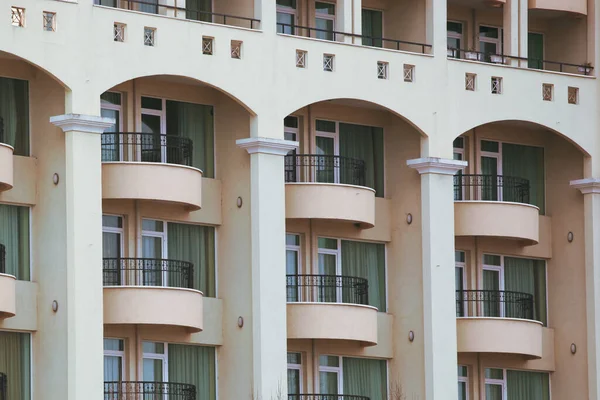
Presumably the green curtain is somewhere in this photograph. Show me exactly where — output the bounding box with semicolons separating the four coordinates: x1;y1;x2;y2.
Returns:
528;33;544;70
481;156;498;201
483;269;500;317
486;384;503;400
0;332;31;400
166;100;215;178
502;143;545;214
505;257;547;325
0;77;29;156
167;223;216;296
341;240;386;311
168;344;216;400
342;357;387;399
507;370;550;400
0;204;30;280
315;136;335;184
318;252;337;302
362;9;383;47
186;0;212;22
339;123;384;197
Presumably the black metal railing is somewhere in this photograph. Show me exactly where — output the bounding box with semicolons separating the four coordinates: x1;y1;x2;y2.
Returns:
288;395;370;400
0;244;5;274
285;154;366;187
104;381;196;400
101;132;193;166
454;174;530;204
456;290;534;320
102;258;194;289
277;22;431;54
96;0;260;29
0;373;6;400
447;47;593;76
286;274;369;305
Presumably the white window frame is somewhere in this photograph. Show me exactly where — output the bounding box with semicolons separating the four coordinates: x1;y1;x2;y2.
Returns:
315;1;336;40
277;1;297;32
457;364;469;400
317;237;342;302
141;219;169;286
484;368;507;400
287;352;304;394
478;139;503;201
138;96;167;163
141;341;169;382
286;233;302;301
101;92;124;161
102;215;125;284
104;338;126;381
314;119;340;183
447;20;464;58
318;355;343;395
455;250;467;317
479;25;503;55
285;117;300;182
362;7;385;41
482;254;505;318
453;139;466;200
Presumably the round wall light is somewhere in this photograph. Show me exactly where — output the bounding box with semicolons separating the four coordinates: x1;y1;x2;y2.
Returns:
571;343;577;354
408;330;415;342
52;173;60;185
567;231;574;243
406;214;413;225
237;316;244;328
52;300;59;313
237;197;243;208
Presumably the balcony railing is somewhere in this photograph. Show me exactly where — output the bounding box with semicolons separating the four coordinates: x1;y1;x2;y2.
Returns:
104;381;196;400
0;372;6;400
285;154;366;187
101;132;193;166
277;23;431;54
102;258;194;289
0;244;5;274
456;290;534;320
447;47;593;76
286;274;369;306
454;174;530;204
95;0;260;29
288;395;370;400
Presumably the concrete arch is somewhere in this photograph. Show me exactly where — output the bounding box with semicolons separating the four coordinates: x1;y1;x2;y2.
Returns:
0;50;71;90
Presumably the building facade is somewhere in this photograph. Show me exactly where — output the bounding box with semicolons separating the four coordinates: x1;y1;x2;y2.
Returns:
0;0;599;399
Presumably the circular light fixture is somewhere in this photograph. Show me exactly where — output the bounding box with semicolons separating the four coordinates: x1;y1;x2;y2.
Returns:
571;343;577;354
408;330;415;342
237;316;244;328
568;232;574;243
53;173;59;185
52;300;59;313
237;197;243;208
407;214;413;225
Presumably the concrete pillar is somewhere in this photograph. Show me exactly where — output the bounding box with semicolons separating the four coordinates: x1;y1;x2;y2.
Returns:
571;178;600;400
236;135;298;400
518;0;529;67
338;0;353;43
256;0;277;33
426;0;447;57
352;0;362;44
407;157;467;400
49;114;114;400
503;0;519;66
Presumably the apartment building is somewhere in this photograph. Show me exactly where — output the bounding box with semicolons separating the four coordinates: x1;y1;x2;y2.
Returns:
0;0;599;399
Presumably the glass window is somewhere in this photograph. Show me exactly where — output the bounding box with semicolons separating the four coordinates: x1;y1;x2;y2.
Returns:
315;2;335;41
143;341;165;354
318;237;338;250
0;77;29;156
286;234;301;301
341;240;386;311
103;215;122;229
285;116;299;129
485;368;506;400
316;119;336;133
185;0;212;22
453;137;464;149
101;92;122;161
528;32;544;69
362;9;383;47
102;215;123;281
457;365;468;400
142;219;164;232
319;355;341;395
104;338;124;382
481;140;499;153
502;142;545;214
455;251;466;317
141;96;163;110
483;254;502;266
0;331;31;400
277;0;297;34
504;257;547;324
286;234;300;246
506;370;550;400
169;344;216;400
287;352;302;395
0;204;30;280
479;25;503;62
480;26;499;39
320;355;340;367
342;357;388;399
447;21;463;58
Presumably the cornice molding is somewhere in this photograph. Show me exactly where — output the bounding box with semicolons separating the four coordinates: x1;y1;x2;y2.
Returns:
50;114;115;134
407;157;468;175
236;137;299;156
570;178;600;195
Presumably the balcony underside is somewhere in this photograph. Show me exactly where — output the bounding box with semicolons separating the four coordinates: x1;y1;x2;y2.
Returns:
529;0;586;15
454;201;539;244
457;318;544;359
102;162;203;211
285;183;376;228
103;286;204;332
0;274;16;319
0;144;14;192
287;302;378;346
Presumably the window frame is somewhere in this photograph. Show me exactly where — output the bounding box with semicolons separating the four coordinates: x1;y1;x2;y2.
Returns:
315;0;336;40
277;0;297;34
477;139;503;201
482;254;505;317
447;20;464;58
318;355;343;395
287;352;304;395
362;7;384;46
478;24;503;57
141;341;169;382
140;218;169;286
457;364;469;400
314;119;341;184
104;337;126;382
138;96;168;163
316;236;342;302
484;368;507;400
455;250;467;317
285;116;300;182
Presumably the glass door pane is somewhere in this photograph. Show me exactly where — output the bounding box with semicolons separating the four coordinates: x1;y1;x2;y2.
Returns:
455;267;465;317
481;156;499;201
277;11;295;34
458;382;467;400
101;108;120;161
315;2;335;40
318;253;337;302
286;246;299;302
319;371;339;395
288;369;301;395
142;236;163;286
316;136;335;183
141;114;162;163
143;359;164;399
104;356;122;381
483;269;501;317
139;0;158;14
362;9;383;47
528;32;544;69
486;384;503;400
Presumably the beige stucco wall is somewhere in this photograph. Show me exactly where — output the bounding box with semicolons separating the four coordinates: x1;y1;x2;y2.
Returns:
0;144;14;192
0;274;16;319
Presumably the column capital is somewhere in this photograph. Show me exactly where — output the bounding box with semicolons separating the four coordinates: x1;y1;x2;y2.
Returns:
50;114;114;134
571;178;600;194
236;137;298;156
407;157;468;175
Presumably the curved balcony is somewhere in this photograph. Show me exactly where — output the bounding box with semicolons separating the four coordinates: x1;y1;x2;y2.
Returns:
102;258;203;332
0;139;14;192
456;290;544;359
0;244;16;319
454;174;539;244
529;0;586;16
104;381;196;400
288;396;370;400
285;155;375;228
101;133;202;211
286;274;378;346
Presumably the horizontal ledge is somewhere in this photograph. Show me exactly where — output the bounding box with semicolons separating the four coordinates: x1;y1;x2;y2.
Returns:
285;182;376;193
454;200;540;210
101;161;203;174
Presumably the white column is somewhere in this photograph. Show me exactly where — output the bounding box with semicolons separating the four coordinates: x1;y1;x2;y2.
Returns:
236;137;298;400
571;178;600;400
338;0;353;43
518;0;529;67
49;114;114;400
407;157;467;400
426;0;447;57
256;0;277;33
503;0;519;66
352;0;362;44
